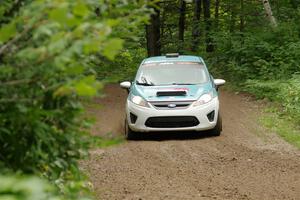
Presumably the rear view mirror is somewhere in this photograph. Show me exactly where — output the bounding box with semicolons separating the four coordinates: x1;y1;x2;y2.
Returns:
214;79;226;87
120;81;131;89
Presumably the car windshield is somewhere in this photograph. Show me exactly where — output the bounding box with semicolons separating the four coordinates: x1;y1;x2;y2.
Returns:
135;62;208;86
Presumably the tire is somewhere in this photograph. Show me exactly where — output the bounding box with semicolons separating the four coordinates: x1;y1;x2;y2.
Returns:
124;119;136;140
211;112;222;136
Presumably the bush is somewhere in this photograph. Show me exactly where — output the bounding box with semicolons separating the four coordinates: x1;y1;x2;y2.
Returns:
94;48;147;82
207;21;300;128
0;0;149;198
0;175;91;200
0;0;111;180
0;175;58;200
245;76;300;123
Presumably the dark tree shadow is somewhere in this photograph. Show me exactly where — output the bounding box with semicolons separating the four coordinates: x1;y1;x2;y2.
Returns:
129;130;217;141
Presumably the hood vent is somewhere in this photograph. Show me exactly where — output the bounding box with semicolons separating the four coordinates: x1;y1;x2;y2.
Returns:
156;90;187;97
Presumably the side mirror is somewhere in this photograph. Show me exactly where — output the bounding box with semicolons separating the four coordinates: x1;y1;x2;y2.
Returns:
120;81;131;89
214;79;226;87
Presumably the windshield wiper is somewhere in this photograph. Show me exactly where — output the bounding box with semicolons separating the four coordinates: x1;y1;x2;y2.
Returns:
171;83;196;85
136;81;155;86
136;76;155;86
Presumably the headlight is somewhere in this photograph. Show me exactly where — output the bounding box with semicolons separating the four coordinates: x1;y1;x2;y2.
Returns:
193;92;213;107
130;94;150;107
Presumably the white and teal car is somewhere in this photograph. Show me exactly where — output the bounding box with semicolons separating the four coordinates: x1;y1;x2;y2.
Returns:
120;53;225;139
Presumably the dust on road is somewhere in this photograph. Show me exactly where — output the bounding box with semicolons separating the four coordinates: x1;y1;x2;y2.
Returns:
82;84;300;200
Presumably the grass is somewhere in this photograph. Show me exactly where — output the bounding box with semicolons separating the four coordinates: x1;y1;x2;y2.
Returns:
91;135;124;148
223;82;300;149
259;109;300;149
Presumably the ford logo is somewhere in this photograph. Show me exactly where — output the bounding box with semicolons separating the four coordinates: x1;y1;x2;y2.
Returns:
168;103;176;108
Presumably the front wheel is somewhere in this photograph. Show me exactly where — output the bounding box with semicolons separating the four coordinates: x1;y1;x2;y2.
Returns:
210;113;222;136
124;119;136;140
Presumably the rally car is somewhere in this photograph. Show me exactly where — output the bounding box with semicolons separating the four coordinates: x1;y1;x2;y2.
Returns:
120;53;225;139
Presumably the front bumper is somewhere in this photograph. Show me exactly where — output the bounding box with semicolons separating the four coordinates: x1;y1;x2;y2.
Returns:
126;97;219;132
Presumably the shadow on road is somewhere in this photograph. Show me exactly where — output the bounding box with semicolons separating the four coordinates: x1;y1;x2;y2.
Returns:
129;130;217;141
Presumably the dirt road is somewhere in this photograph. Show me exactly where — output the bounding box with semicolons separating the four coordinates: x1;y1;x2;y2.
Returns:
82;84;300;200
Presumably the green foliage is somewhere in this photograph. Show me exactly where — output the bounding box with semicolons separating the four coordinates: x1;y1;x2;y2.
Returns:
260;111;300;149
0;0;111;177
0;175;55;200
89;1;150;82
245;76;300;123
208;22;300;126
213;26;300;80
0;0;149;199
0;175;92;200
204;5;300;146
91;135;124;148
95;48;147;83
0;21;16;42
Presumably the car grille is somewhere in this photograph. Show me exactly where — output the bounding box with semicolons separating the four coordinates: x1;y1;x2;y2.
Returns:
145;116;199;128
150;101;193;110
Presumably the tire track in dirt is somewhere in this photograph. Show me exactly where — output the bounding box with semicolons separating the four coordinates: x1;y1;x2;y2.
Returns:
82;84;300;200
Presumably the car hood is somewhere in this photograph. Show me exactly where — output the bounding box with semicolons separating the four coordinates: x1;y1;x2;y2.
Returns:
133;83;213;102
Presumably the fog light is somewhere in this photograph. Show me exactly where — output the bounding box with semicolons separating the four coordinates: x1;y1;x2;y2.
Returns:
207;110;215;122
130;112;137;124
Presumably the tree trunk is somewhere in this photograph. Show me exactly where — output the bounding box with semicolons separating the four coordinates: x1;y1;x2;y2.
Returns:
178;0;186;51
290;0;299;9
215;0;219;29
240;0;245;46
146;3;161;57
262;0;277;27
229;1;236;33
203;0;214;52
160;2;166;41
240;0;244;32
192;0;201;51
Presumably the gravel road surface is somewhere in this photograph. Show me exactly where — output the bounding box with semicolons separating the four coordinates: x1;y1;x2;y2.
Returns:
82;84;300;200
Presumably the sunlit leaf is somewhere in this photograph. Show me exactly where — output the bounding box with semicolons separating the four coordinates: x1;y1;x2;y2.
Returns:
49;7;69;25
102;38;124;60
73;2;89;17
74;82;96;97
65;65;84;75
0;22;16;43
83;39;101;54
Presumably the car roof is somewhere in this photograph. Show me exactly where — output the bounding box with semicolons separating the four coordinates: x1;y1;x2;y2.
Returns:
142;55;203;64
